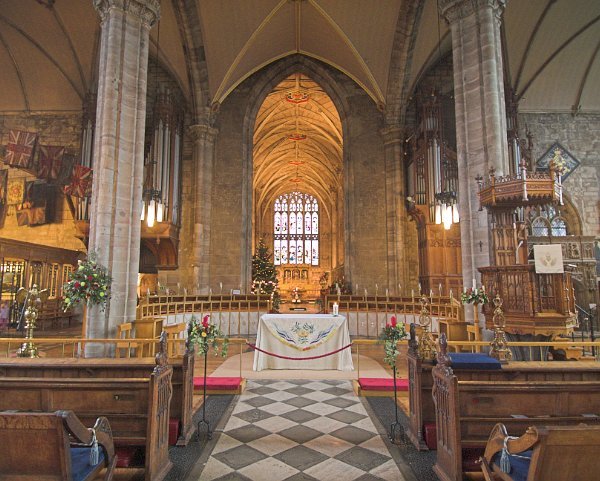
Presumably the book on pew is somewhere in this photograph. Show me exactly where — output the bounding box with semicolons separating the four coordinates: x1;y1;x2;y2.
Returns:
581;414;599;418
510;414;529;419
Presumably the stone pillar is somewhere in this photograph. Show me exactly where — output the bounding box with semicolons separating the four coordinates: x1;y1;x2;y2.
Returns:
88;0;159;352
382;125;410;294
189;118;218;293
440;0;509;304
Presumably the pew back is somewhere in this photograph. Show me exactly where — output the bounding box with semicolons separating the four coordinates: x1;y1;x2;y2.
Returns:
0;366;172;481
0;348;195;446
407;348;600;450
431;361;600;481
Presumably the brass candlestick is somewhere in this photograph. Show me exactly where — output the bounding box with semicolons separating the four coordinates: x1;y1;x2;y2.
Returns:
16;285;49;358
489;295;512;363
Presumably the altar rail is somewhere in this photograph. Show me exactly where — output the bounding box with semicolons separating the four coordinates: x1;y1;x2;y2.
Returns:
136;295;272;337
324;295;463;338
2;336;599;370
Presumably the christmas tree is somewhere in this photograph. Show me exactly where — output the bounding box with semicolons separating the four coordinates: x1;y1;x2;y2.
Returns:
251;238;280;310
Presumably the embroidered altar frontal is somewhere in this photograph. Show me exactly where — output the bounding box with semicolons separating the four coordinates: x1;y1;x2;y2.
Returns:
253;314;354;371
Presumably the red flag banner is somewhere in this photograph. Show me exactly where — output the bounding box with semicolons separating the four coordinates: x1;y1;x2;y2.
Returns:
5;130;37;169
37;145;65;181
63;164;93;198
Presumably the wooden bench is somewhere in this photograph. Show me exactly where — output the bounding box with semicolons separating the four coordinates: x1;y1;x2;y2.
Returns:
0;340;195;447
0;410;116;481
431;335;600;481
407;335;600;451
0;353;173;481
481;423;600;481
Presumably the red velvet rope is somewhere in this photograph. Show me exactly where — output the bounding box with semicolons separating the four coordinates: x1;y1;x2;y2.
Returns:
246;342;353;361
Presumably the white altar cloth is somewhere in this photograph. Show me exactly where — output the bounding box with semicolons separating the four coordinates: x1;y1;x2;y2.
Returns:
252;314;354;371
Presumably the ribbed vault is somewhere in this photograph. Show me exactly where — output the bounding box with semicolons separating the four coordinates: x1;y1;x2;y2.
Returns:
253;73;342;218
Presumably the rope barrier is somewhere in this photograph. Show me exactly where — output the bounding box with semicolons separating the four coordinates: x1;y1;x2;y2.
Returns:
246;342;352;361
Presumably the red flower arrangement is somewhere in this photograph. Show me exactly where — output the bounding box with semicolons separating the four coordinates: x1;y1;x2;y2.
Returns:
187;314;228;356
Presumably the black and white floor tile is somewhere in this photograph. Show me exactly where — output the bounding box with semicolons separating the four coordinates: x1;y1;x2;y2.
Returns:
195;380;410;480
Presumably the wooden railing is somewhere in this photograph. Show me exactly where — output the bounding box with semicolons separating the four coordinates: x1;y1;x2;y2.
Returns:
324;294;463;338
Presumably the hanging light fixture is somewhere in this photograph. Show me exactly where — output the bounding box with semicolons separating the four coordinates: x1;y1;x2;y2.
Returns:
430;0;458;231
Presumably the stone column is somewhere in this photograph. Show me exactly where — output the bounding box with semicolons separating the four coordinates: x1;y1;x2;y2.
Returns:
382;125;410;294
440;0;509;305
87;0;159;352
189;117;218;293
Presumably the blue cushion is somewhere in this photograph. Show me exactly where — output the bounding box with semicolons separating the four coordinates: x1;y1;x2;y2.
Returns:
449;353;502;370
70;447;105;481
491;450;533;481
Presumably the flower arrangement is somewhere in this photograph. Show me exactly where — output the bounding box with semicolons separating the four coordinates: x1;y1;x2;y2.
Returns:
62;252;111;311
187;314;228;357
380;316;408;367
461;286;489;305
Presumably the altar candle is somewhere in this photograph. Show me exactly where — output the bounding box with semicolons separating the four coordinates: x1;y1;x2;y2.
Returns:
220;282;223;292
177;282;181;290
411;288;415;299
385;288;389;298
439;283;443;295
472;278;476;289
430;289;434;299
146;288;150;297
418;282;422;293
333;302;339;316
450;289;453;300
364;288;368;297
184;287;187;296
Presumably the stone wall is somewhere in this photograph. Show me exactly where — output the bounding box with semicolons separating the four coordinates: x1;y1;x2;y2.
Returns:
519;112;600;237
0;113;85;252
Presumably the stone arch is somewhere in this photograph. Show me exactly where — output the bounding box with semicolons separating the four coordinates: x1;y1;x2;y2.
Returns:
239;55;354;287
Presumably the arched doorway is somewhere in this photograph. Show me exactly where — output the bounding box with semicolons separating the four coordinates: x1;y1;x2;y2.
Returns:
252;73;343;299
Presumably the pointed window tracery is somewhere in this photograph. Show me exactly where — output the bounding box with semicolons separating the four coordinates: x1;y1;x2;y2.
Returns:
274;192;319;266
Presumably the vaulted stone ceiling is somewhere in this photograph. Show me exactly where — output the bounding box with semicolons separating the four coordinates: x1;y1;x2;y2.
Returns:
253;73;342;215
0;0;598;113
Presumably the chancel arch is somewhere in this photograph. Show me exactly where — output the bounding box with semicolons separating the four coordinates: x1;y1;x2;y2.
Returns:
252;73;344;297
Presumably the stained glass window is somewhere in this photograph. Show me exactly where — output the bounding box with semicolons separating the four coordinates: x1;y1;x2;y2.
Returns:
274;192;319;265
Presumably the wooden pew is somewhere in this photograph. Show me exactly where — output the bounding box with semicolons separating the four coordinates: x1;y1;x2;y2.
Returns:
0;353;173;481
407;336;600;451
481;423;600;481
0;410;116;481
0;341;195;447
430;336;600;481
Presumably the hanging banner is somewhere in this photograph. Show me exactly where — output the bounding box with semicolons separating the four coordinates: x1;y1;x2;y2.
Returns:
37;145;65;181
534;244;564;274
4;130;37;169
63;164;93;198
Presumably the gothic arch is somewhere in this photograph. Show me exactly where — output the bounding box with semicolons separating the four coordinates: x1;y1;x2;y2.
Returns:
240;55;354;286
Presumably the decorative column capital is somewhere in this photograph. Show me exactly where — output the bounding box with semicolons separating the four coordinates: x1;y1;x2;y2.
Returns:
439;0;506;24
94;0;160;28
188;123;219;144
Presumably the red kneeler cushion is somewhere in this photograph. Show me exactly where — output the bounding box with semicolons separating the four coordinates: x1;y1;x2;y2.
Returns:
169;418;180;446
423;422;437;450
193;376;242;391
115;447;143;468
358;377;409;392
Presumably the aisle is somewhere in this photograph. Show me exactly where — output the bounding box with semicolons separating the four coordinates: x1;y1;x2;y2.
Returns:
189;379;415;481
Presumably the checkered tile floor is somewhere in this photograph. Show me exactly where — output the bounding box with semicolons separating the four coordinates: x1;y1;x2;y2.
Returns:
196;380;409;480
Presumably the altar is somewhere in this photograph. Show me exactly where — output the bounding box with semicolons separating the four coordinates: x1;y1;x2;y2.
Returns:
252;314;354;371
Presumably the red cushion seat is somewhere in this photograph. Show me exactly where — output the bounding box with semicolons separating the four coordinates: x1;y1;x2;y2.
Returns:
193;376;242;391
358;377;409;391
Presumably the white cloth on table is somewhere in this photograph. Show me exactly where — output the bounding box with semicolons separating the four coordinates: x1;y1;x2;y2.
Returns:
253;314;354;371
